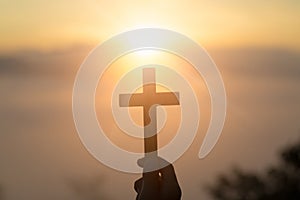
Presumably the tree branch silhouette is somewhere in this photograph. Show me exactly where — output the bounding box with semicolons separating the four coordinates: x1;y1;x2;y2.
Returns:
206;139;300;200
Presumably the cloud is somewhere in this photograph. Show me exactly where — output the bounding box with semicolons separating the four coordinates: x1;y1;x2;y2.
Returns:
210;48;300;81
0;45;93;77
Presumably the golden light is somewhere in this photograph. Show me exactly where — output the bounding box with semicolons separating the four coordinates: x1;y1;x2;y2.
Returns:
95;49;211;153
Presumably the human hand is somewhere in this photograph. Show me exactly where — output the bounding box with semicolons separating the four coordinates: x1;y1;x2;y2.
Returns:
134;157;181;200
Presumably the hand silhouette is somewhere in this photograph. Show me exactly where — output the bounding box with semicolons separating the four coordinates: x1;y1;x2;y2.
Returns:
134;157;181;200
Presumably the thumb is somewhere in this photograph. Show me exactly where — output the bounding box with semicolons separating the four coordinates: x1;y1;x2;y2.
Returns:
137;156;170;172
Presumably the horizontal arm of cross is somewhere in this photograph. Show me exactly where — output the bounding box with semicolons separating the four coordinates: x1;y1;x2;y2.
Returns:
119;92;180;107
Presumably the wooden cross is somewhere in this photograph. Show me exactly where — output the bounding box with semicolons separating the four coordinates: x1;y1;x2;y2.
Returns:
119;68;180;156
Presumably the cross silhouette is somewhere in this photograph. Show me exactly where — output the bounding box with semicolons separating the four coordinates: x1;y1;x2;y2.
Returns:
119;68;180;156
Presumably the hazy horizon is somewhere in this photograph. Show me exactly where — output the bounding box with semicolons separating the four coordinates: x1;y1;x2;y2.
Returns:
1;45;300;199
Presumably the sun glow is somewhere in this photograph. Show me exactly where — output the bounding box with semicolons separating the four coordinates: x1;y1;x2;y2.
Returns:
131;50;162;63
95;49;211;153
134;50;158;59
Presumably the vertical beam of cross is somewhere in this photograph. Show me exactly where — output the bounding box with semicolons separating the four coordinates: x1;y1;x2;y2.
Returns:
119;68;180;156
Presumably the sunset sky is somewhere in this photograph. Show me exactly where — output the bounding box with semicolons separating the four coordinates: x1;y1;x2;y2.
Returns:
1;0;300;52
0;1;300;200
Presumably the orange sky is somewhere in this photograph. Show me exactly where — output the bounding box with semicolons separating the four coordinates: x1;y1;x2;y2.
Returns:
1;0;300;52
1;1;300;199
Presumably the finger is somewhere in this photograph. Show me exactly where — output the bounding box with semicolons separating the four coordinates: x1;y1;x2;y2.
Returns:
134;178;143;193
160;164;178;180
142;156;168;172
138;156;173;173
159;164;182;199
137;157;160;185
142;157;167;182
137;158;145;168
